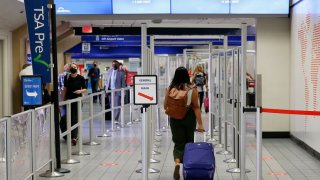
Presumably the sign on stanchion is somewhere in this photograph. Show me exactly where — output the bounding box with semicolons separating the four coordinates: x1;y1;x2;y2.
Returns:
134;75;159;180
21;75;43;108
133;75;157;105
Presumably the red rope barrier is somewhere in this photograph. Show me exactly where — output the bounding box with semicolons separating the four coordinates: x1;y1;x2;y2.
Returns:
262;108;320;116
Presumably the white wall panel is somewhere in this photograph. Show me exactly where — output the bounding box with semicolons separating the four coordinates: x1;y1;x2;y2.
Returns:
291;0;320;151
256;18;291;132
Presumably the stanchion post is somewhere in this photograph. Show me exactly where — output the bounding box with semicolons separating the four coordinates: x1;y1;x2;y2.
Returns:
73;100;90;155
98;92;111;137
48;1;70;173
110;90;115;131
256;107;262;180
31;110;36;179
216;48;223;148
6;118;12;180
128;88;133;126
84;95;100;146
120;88;125;128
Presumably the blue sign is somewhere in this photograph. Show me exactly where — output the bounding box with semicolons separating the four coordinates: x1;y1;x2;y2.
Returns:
21;76;43;106
24;0;51;83
171;0;229;14
113;0;170;14
55;0;112;15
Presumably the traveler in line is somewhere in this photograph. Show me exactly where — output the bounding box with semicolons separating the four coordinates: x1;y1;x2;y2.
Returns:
164;67;205;180
62;63;87;145
105;60;126;122
88;62;100;103
192;65;208;111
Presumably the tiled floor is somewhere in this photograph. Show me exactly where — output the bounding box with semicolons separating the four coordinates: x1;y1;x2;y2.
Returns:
33;110;320;180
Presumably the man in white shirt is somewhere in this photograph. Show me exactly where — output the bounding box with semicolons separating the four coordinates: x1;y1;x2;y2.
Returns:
105;60;126;121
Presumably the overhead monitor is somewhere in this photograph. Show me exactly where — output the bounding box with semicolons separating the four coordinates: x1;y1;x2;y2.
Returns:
171;0;230;14
112;0;171;14
55;0;112;14
230;0;290;14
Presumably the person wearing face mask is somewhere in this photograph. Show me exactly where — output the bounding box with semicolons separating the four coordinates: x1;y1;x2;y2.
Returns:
88;62;100;103
61;63;87;145
104;60;126;123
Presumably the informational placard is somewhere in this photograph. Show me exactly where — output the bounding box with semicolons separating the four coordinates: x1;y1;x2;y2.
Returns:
134;75;157;105
21;75;43;107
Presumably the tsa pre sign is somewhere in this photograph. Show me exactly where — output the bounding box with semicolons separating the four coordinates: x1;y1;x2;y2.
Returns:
24;0;51;83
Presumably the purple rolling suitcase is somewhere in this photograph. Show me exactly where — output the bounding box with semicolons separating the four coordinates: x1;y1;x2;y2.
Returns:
183;134;215;180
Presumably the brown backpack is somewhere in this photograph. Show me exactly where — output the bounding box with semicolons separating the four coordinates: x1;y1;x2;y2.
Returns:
164;86;194;120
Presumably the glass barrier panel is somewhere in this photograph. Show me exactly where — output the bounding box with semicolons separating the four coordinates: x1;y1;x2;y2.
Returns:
35;107;51;170
11;111;32;180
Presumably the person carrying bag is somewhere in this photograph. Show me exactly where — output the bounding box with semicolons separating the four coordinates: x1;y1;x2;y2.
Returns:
164;67;205;180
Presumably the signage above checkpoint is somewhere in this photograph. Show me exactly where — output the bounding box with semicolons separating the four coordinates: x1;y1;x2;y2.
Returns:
133;75;157;105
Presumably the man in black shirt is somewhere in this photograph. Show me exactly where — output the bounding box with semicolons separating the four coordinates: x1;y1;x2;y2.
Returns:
62;63;87;145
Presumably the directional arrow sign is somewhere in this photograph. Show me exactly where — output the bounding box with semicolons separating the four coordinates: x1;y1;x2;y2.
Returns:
21;75;42;106
26;90;38;98
138;92;154;101
134;75;157;105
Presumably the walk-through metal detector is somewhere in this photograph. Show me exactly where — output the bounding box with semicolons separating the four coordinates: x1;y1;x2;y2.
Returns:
139;23;251;180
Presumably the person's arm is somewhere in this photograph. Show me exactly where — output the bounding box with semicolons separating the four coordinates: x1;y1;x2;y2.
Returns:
163;88;168;110
62;75;68;101
121;71;126;88
190;88;204;131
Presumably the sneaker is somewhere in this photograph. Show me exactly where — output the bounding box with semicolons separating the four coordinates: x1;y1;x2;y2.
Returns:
173;164;180;180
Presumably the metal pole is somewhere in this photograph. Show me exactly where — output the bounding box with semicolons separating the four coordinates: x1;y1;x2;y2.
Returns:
142;108;148;180
31;110;36;179
240;23;249;180
6;118;12;180
120;88;125;128
110;90;115;131
127;88;133;126
61;103;79;164
84;95;100;146
40;105;64;177
48;1;69;173
73;100;89;155
98;92;111;137
256;107;262;180
216;50;223;148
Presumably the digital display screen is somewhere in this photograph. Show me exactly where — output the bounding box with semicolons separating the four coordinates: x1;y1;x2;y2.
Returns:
55;0;112;14
171;0;229;14
230;0;289;14
112;0;171;14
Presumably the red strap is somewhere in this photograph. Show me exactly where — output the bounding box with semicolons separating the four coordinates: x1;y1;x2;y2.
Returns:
262;108;320;116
